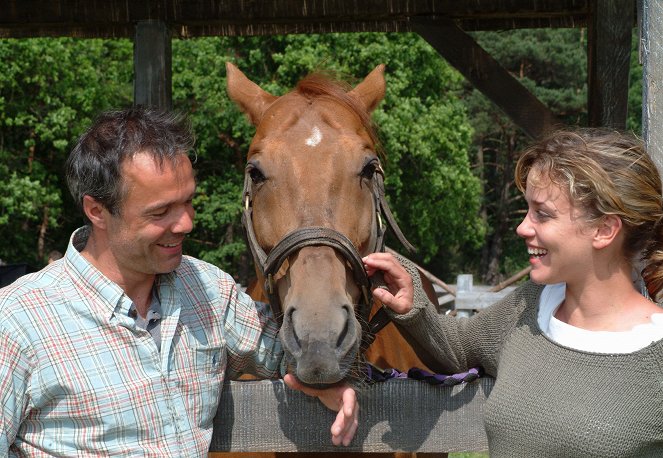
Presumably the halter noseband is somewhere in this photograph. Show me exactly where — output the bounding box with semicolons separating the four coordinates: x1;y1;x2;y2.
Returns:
241;163;415;350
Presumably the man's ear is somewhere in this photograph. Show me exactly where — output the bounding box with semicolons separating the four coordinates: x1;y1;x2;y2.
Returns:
593;214;622;250
82;195;109;230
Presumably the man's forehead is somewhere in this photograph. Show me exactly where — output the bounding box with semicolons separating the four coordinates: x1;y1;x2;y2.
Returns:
120;154;194;187
120;152;196;195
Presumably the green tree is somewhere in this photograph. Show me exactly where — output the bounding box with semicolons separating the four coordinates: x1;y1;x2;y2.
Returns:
626;29;643;134
0;34;482;282
0;38;132;266
171;36;289;282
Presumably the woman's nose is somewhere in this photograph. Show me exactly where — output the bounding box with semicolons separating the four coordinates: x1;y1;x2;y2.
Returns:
515;212;531;239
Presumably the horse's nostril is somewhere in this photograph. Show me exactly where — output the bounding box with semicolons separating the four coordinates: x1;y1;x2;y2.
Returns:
287;308;301;348
335;305;351;348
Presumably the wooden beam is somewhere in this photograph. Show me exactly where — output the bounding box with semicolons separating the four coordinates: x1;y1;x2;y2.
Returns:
642;0;663;179
412;17;558;139
587;0;635;128
133;21;172;109
210;378;493;452
0;0;590;38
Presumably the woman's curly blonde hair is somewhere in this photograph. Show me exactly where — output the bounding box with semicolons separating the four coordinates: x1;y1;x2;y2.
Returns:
514;128;663;301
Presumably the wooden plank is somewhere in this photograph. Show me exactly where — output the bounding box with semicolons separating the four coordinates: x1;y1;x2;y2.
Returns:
412;17;558;139
642;0;663;180
587;0;635;128
210;378;493;453
134;21;172;110
455;288;517;312
0;0;590;38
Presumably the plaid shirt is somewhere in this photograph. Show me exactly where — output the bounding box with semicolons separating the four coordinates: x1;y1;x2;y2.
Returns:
0;227;283;457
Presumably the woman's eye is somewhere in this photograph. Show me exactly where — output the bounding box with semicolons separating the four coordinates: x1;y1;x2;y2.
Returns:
248;167;266;184
535;210;550;220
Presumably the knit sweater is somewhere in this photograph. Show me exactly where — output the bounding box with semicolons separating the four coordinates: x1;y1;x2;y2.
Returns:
388;259;663;457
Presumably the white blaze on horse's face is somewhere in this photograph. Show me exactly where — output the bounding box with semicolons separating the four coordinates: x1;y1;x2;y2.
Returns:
305;126;323;147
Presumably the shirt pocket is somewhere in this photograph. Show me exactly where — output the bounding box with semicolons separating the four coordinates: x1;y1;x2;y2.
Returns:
194;344;226;375
176;343;227;427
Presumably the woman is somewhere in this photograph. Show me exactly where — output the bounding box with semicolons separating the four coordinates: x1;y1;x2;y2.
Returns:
363;129;663;457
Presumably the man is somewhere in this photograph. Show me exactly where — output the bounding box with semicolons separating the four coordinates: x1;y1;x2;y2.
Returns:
0;107;357;456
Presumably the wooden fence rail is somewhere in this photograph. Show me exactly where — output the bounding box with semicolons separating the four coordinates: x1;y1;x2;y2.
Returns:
210;377;494;453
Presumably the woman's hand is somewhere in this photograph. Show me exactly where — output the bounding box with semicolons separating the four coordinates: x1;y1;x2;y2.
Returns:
363;252;414;314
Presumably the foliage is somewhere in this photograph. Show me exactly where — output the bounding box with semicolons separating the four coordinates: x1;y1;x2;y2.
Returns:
0;34;482;281
0;30;644;284
0;38;132;266
627;29;643;134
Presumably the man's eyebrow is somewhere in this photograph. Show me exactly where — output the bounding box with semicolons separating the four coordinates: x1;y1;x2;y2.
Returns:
143;201;170;214
143;190;196;214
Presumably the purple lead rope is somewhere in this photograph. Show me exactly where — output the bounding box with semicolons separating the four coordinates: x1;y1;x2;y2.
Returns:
366;364;482;386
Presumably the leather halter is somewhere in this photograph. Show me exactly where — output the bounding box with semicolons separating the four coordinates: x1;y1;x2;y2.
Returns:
241;162;415;350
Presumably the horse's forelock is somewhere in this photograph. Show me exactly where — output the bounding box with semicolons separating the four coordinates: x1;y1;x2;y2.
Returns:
295;73;381;153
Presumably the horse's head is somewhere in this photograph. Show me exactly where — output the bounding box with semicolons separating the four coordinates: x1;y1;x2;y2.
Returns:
227;62;396;386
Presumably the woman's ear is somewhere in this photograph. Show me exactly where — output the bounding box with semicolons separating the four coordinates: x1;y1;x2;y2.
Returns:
593;214;623;250
82;195;109;230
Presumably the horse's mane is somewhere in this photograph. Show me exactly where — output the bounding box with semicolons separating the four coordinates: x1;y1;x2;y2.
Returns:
295;72;381;153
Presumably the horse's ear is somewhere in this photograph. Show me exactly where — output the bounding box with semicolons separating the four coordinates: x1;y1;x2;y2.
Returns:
349;64;386;113
226;62;278;126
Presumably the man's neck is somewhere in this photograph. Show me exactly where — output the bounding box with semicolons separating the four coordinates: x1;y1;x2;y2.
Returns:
80;231;156;317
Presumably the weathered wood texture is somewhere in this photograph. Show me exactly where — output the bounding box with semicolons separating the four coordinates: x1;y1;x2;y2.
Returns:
1;0;590;38
413;17;558;138
587;0;634;128
134;21;172;109
210;377;493;453
642;0;663;180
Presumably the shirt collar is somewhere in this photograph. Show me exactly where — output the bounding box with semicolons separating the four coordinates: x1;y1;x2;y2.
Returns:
128;287;162;322
64;226;178;320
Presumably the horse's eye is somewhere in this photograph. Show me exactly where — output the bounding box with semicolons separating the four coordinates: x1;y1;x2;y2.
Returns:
360;162;377;180
248;166;266;184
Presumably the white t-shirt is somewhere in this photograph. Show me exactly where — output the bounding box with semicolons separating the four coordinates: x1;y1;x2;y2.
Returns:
537;283;663;353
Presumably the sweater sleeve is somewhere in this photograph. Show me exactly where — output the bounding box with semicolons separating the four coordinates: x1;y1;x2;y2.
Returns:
385;254;542;376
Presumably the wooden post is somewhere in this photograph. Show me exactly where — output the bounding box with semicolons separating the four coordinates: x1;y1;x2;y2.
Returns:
134;20;172;109
587;0;634;128
455;274;474;318
642;0;663;178
412;17;557;139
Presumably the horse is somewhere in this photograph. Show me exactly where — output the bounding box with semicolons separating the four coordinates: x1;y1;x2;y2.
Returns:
225;62;442;387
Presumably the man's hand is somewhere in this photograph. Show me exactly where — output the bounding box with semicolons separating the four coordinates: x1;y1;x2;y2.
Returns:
283;374;358;446
362;252;414;314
